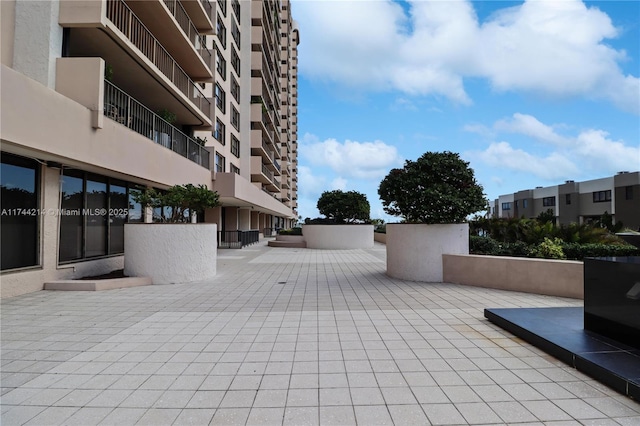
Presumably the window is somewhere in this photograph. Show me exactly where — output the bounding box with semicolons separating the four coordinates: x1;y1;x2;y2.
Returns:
231;47;240;76
542;196;556;207
523;199;528;208
514;200;518;208
231;105;240;130
217;0;226;16
625;186;633;200
1;153;40;270
593;190;611;203
216;14;226;48
501;202;511;211
215;153;226;173
214;119;225;145
231;134;240;158
565;194;571;205
231;20;240;47
231;0;240;19
215;47;226;79
215;84;225;112
230;163;240;175
59;171;136;262
231;75;240;102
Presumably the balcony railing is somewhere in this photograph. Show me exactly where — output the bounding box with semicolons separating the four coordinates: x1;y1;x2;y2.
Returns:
104;80;210;169
218;230;259;249
106;0;210;115
261;164;273;182
201;0;212;18
162;0;212;67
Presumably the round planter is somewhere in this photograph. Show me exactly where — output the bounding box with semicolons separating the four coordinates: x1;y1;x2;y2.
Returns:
302;224;374;249
275;235;304;242
124;223;217;284
386;223;469;282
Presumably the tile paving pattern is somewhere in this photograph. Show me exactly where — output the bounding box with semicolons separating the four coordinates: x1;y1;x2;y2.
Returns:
2;242;639;425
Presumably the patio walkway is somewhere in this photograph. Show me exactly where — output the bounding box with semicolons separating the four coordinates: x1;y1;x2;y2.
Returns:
2;242;639;425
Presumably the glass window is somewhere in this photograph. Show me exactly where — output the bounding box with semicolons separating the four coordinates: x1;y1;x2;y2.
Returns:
215;46;226;80
1;153;40;270
231;134;240;158
215;153;226;173
216;14;226;47
109;183;127;254
231;105;240;130
501;202;511;211
543;196;556;207
59;172;84;262
85;178;107;257
215;84;226;112
128;187;144;223
231;75;240;102
59;171;138;262
214;119;225;145
593;190;611;203
625;186;633;200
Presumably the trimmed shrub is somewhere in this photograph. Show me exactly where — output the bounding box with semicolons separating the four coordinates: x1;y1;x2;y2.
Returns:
278;227;302;236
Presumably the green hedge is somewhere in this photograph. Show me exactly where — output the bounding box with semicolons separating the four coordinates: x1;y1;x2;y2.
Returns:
278;227;302;236
469;236;639;260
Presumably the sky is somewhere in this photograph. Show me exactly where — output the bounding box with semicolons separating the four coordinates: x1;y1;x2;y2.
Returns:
290;0;640;222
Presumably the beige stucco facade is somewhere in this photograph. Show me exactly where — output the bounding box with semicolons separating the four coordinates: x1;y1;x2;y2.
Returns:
1;0;300;298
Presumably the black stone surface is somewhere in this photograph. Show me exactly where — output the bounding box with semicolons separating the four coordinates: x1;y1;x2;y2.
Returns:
485;307;640;400
584;257;640;349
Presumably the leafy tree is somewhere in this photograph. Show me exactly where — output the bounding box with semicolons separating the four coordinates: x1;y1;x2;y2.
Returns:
132;184;219;223
378;151;487;223
316;190;370;223
536;208;556;224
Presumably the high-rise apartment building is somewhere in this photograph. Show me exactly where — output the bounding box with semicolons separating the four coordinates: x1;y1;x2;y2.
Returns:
492;172;640;229
1;0;299;297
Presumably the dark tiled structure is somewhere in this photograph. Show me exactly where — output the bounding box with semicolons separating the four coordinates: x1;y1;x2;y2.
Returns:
485;307;640;399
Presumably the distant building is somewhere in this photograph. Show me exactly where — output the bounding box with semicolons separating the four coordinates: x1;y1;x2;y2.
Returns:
491;172;640;229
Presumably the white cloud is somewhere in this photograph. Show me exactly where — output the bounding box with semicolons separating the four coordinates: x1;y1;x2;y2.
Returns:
468;114;640;181
331;177;348;190
294;0;639;113
300;134;403;180
475;141;580;180
494;113;570;146
574;129;640;171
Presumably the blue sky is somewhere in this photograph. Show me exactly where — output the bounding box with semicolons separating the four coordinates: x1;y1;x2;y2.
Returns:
291;0;640;222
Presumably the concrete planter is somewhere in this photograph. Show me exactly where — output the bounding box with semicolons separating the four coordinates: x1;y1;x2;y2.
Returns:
302;224;374;249
386;223;469;282
124;223;217;284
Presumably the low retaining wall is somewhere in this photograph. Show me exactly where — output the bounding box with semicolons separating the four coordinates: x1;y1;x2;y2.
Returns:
374;233;386;244
302;225;374;249
443;254;583;299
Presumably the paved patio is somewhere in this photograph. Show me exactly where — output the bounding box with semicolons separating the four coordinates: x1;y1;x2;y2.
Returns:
2;242;639;425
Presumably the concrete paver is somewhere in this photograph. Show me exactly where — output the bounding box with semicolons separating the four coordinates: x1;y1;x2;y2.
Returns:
2;241;639;425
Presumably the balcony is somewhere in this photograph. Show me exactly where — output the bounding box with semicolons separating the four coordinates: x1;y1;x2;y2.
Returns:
60;0;212;126
181;0;215;31
123;0;213;80
104;80;210;169
106;0;211;104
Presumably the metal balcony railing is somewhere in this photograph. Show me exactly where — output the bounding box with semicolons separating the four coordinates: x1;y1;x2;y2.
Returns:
218;230;259;249
104;80;210;169
201;0;213;17
162;0;212;67
261;164;274;182
106;0;210;116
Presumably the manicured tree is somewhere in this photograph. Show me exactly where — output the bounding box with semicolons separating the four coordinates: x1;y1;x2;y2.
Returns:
133;184;219;222
316;190;370;223
378;151;487;223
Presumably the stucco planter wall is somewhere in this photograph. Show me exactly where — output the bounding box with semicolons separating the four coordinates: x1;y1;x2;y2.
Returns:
443;254;583;299
275;235;305;242
124;223;217;284
302;225;374;249
374;232;387;244
386;223;469;282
